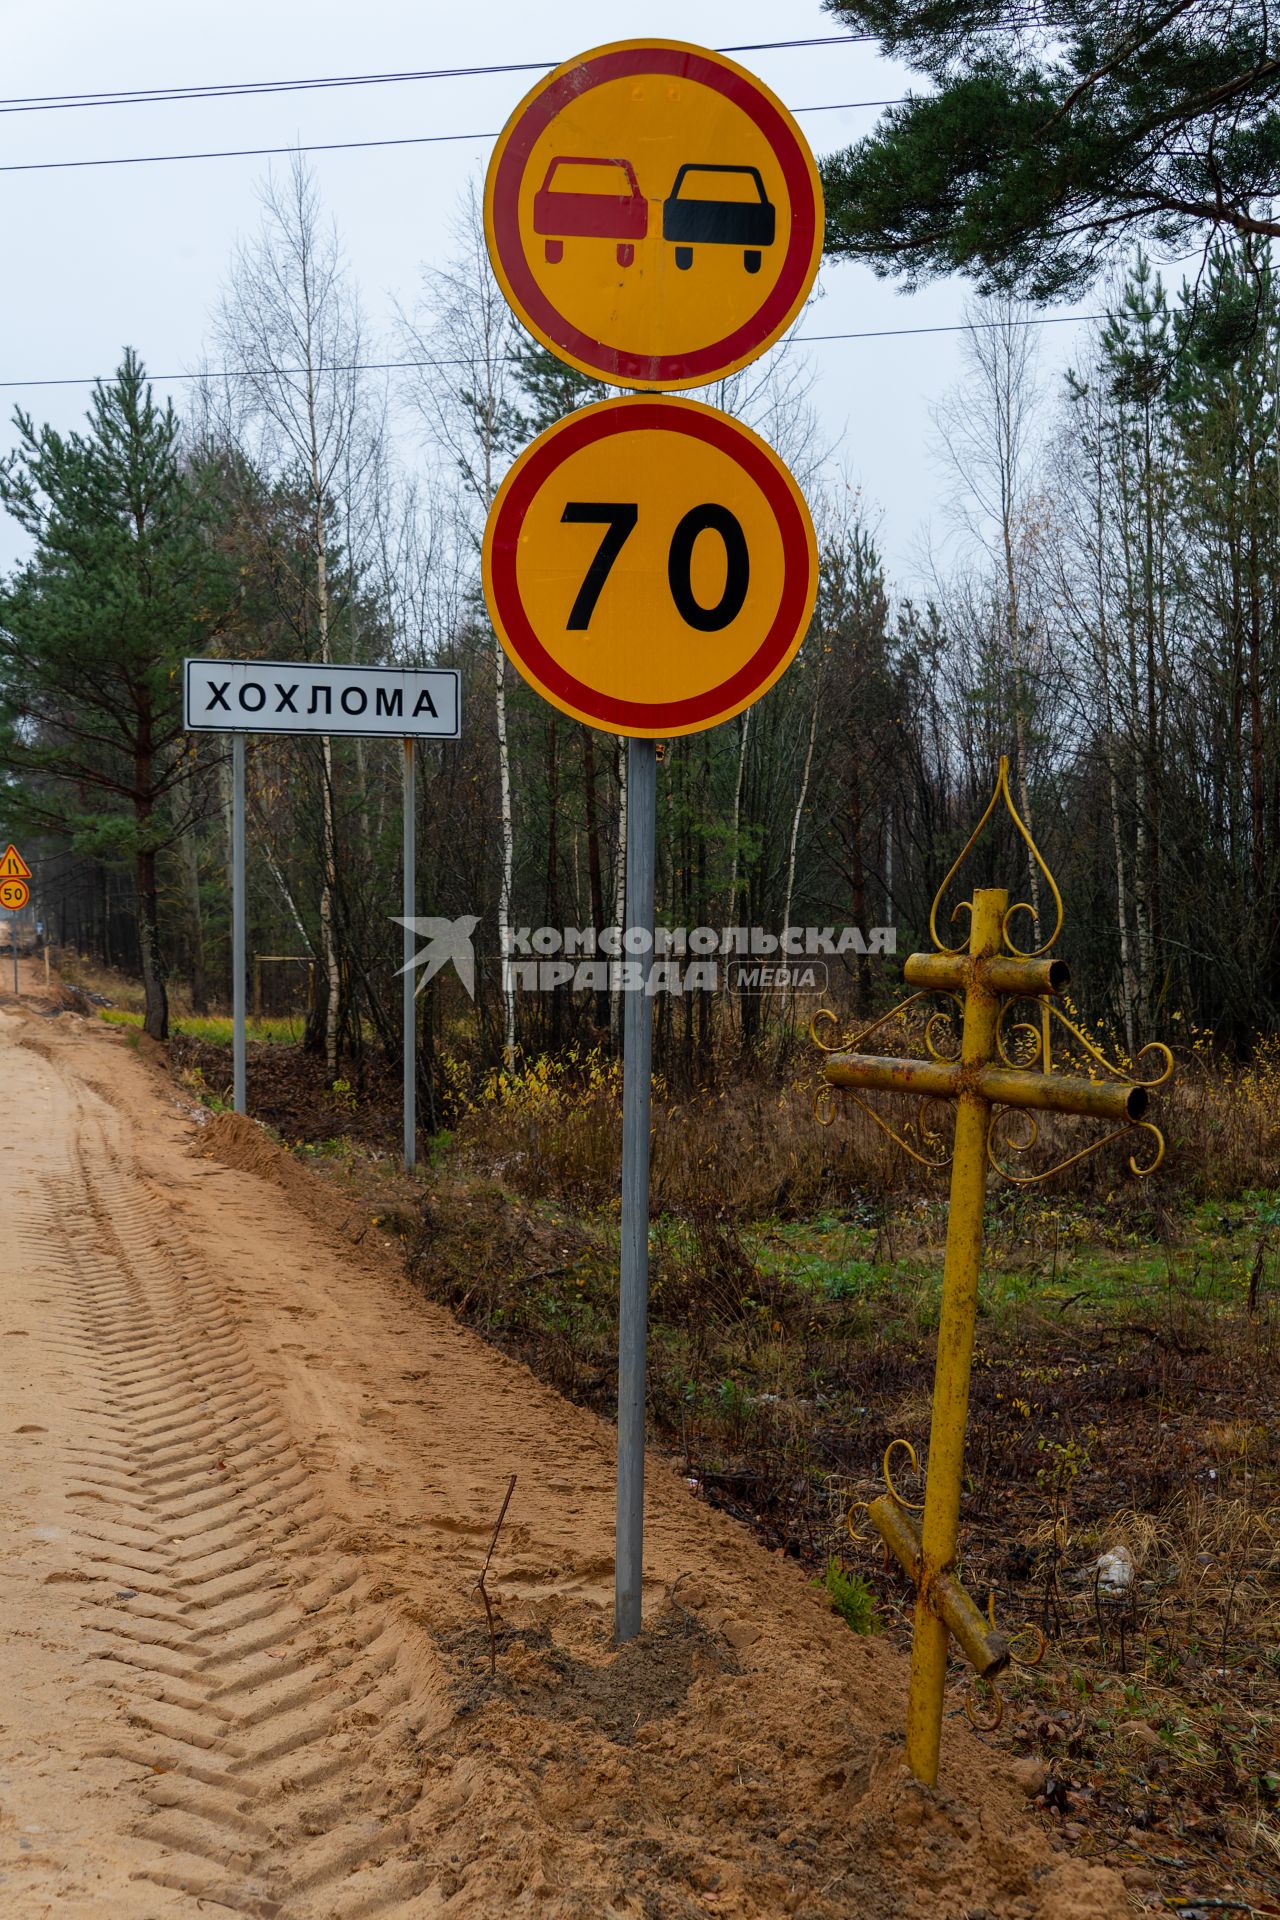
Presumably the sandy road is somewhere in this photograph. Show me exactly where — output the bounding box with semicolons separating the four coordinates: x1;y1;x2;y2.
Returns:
0;977;1131;1919
0;993;443;1916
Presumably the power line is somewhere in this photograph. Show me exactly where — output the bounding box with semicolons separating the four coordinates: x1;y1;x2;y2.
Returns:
0;129;496;174
0;315;1108;392
0;63;560;112
0;36;873;116
0;100;904;176
799;315;1105;342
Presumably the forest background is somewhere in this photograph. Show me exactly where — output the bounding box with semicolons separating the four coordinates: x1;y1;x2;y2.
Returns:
3;12;1280;1899
2;160;1276;1094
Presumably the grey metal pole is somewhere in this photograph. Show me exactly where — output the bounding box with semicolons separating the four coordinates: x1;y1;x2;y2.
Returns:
403;737;417;1169
11;915;17;995
232;733;246;1115
615;735;657;1643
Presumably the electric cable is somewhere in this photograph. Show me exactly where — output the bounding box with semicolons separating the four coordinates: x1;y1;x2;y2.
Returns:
0;36;877;115
0;315;1110;392
0;99;905;174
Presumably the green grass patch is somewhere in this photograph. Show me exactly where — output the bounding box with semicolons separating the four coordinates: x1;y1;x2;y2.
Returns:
737;1200;1271;1342
97;1008;302;1046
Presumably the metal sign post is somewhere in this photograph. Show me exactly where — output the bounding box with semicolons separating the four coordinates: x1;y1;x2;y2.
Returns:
615;736;656;1642
231;734;247;1114
183;658;460;1149
402;737;416;1168
1;847;34;995
482;37;824;1646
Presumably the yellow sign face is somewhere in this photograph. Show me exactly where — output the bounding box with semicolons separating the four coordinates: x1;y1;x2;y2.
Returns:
482;397;817;738
0;878;29;912
0;843;31;880
485;40;824;390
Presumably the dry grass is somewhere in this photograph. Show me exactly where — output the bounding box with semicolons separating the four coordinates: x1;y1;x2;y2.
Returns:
451;1032;1280;1219
126;987;1280;1909
393;1151;1280;1911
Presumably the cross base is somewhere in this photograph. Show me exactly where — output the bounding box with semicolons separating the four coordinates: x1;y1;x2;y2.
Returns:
869;1495;1009;1680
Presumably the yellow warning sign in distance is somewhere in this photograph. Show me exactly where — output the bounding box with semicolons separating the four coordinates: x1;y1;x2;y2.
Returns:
0;843;31;880
485;40;824;389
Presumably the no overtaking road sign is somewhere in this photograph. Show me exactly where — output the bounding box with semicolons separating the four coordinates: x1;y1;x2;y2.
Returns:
485;39;823;389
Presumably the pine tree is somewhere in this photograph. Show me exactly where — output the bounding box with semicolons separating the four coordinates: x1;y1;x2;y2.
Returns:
821;4;1280;300
0;350;227;1039
1169;242;1280;1021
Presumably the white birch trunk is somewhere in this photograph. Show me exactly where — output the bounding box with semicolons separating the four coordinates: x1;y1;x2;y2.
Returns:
781;657;823;1021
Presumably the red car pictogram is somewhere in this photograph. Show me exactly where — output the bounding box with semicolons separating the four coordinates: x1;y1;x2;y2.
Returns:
533;156;648;268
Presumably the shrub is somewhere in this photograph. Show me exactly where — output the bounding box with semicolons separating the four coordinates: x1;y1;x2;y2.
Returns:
818;1558;879;1634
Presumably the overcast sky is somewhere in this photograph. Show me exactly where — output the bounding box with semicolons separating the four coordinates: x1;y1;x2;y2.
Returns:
2;0;1096;588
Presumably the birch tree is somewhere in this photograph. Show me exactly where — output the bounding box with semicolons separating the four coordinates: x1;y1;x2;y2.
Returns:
213;154;375;1076
933;296;1047;931
400;181;522;1067
1050;357;1140;1048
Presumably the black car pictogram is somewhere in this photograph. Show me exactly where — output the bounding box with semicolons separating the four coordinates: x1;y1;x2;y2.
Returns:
662;164;777;273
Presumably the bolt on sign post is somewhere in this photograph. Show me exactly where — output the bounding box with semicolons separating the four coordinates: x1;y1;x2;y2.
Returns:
183;659;461;1148
812;759;1174;1787
0;844;33;994
484;41;822;1645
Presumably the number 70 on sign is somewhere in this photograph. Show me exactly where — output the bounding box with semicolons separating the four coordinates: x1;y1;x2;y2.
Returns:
482;396;818;740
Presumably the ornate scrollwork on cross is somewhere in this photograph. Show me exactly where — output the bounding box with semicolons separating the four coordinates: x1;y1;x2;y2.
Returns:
812;756;1175;1787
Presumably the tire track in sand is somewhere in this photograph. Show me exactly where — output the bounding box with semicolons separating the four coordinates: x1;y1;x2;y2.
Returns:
34;1107;434;1919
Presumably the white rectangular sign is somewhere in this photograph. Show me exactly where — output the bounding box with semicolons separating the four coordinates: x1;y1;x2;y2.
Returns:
183;657;461;738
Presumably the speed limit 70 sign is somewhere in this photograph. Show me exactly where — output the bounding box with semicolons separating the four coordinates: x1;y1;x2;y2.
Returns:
481;396;817;738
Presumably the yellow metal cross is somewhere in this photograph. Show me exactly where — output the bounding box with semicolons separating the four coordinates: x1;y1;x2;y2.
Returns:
812;759;1172;1787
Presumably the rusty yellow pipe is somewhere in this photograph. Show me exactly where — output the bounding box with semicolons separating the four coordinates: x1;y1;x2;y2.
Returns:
823;1052;1148;1125
869;1492;923;1583
823;1052;959;1101
905;886;1005;1785
984;1065;1146;1122
904;951;1070;998
937;1570;1010;1679
902;951;970;992
985;955;1071;998
870;1497;1010;1679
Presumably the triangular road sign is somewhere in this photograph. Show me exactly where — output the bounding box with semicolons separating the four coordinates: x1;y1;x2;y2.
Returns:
0;843;31;880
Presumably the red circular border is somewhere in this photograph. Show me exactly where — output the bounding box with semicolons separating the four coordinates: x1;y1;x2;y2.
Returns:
488;402;814;731
490;46;819;385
